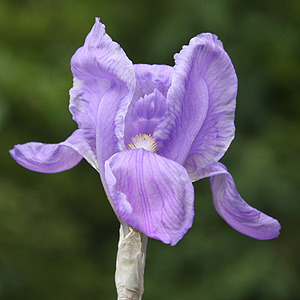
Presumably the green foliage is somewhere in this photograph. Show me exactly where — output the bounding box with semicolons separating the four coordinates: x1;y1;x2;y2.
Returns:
0;0;299;299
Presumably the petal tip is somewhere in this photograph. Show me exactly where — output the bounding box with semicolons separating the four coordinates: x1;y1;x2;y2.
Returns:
255;219;281;240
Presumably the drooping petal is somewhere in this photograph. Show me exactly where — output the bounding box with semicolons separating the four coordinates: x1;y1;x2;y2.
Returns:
69;18;135;173
154;34;237;167
105;148;194;246
9;129;97;173
187;162;281;240
124;89;167;146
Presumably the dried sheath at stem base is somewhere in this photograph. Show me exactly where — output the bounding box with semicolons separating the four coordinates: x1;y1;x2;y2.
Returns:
115;224;148;300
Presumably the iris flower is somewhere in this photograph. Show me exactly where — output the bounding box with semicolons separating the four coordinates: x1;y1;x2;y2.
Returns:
10;19;280;249
10;18;281;299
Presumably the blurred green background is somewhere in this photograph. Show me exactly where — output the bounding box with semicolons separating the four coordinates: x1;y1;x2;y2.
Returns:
0;0;299;299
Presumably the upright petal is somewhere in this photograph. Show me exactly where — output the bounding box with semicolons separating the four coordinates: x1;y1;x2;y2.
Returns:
124;89;167;146
9;129;97;173
154;34;237;167
69;18;135;173
188;162;281;240
123;64;172;148
133;64;173;101
105;149;194;246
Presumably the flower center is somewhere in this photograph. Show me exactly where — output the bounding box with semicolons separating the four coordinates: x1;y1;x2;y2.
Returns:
128;134;157;153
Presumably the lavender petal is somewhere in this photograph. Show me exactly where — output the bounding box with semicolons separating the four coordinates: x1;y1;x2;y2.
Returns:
155;33;237;168
69;18;135;174
8;129;95;173
133;64;173;102
105;148;194;246
189;162;281;240
124;89;167;146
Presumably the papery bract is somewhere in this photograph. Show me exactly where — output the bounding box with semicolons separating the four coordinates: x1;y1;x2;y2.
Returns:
10;18;280;245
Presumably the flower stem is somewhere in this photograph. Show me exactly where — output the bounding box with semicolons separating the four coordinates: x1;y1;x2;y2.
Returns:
115;223;148;300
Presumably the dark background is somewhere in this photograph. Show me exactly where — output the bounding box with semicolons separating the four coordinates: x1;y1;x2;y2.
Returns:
1;0;299;299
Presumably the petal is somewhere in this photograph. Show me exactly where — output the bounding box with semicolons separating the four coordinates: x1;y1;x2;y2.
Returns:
133;64;173;101
124;89;167;146
154;33;237;167
124;64;172;148
189;162;281;240
105;149;194;245
64;129;99;170
69;18;135;173
9;130;92;173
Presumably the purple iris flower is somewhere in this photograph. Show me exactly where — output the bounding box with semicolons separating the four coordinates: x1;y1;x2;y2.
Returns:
10;18;280;246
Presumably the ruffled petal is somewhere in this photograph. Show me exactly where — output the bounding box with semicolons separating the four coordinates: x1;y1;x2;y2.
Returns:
124;89;167;146
123;64;172;148
9;129;95;173
69;18;135;173
154;34;237;167
188;162;281;240
133;64;173;101
105;148;194;245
